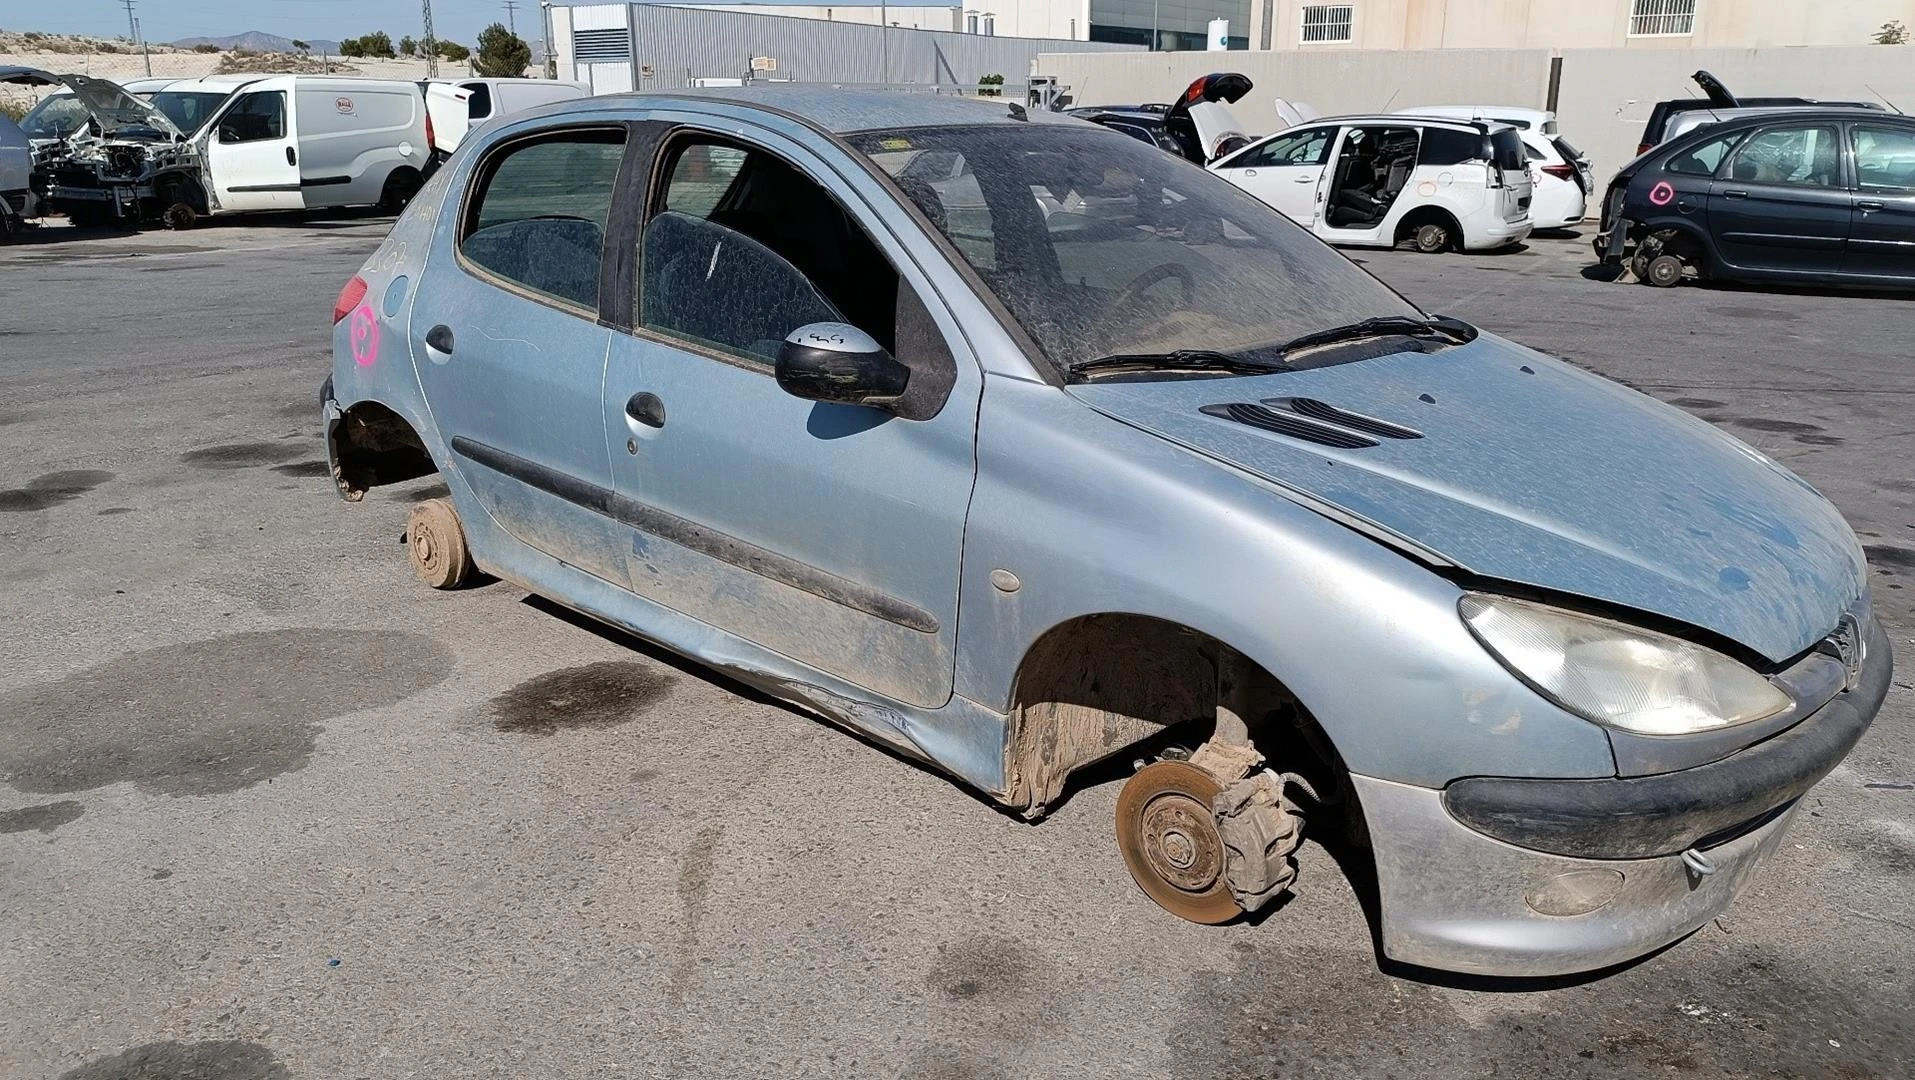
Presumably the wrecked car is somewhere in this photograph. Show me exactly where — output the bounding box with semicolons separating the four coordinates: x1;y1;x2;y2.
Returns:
1070;72;1255;165
325;89;1890;977
1596;109;1915;289
1;87;31;238
6;68;204;228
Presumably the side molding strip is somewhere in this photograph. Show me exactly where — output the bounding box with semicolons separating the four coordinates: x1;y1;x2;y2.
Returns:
449;436;940;634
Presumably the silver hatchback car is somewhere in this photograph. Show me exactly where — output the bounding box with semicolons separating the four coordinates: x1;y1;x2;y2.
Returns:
324;88;1889;978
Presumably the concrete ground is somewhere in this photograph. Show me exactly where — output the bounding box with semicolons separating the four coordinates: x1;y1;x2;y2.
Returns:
1;217;1911;1080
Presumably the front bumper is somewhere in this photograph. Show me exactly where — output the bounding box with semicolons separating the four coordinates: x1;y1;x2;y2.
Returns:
1357;612;1891;977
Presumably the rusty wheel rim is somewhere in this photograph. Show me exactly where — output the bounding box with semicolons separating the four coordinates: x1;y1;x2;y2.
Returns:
1115;760;1241;925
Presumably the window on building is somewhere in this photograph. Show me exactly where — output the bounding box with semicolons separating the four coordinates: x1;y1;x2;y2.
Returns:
967;12;978;33
1300;5;1353;43
983;14;995;35
1629;0;1696;37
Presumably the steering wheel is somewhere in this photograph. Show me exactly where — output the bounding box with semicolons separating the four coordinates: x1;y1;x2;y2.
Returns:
1107;261;1195;313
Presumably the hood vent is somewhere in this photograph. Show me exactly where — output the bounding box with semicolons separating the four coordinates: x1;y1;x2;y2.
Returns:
1200;398;1424;449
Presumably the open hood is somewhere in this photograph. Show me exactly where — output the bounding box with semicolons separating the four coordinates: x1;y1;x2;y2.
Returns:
35;72;183;140
1067;336;1863;664
0;65;61;87
1165;72;1254;164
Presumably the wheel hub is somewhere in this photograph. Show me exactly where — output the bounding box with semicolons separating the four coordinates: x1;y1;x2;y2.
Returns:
1115;760;1240;924
1140;796;1222;892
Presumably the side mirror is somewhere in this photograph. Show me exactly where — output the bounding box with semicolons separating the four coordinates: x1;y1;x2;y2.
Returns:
775;322;910;410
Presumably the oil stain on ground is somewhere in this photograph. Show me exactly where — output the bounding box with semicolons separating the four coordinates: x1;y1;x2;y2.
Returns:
269;460;333;478
179;442;305;469
1726;418;1825;436
926;936;1040;1003
0;800;83;834
0;470;114;513
0;629;453;797
488;661;675;736
58;1040;288;1080
1864;545;1915;573
1668;398;1726;411
1168;941;1915;1080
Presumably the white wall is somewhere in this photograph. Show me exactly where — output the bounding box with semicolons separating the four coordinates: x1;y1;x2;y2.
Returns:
664;1;1088;38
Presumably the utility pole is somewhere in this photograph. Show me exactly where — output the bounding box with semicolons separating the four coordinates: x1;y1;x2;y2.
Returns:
504;0;520;36
121;0;152;76
422;0;439;77
880;0;888;84
540;1;556;78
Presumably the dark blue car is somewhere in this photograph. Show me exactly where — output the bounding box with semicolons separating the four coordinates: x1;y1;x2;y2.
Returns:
1596;108;1915;288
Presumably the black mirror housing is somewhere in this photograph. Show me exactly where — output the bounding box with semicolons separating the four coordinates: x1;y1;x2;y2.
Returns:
775;322;911;411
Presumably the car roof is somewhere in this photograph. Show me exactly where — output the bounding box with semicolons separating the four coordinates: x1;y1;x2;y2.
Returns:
1673;106;1913;135
1396;105;1551;123
541;85;1081;134
1279;113;1508;133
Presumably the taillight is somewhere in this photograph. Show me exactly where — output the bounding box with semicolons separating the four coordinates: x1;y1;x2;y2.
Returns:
425;109;437;152
333;274;368;324
1637;143;1654;156
1542;163;1577;181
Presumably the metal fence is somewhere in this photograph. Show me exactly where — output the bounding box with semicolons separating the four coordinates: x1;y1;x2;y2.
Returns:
554;3;1138;94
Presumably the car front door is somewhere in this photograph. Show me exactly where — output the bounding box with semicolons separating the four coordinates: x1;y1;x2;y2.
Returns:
1845;122;1915;280
1708;123;1849;274
1211;125;1336;226
602;126;980;708
409;124;633;586
206;85;302;212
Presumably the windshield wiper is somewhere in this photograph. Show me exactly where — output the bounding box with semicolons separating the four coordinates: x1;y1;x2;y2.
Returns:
1273;315;1477;358
1067;348;1288;380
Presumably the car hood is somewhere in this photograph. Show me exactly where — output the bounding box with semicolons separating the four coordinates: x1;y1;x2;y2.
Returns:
33;73;182;140
1068;335;1864;663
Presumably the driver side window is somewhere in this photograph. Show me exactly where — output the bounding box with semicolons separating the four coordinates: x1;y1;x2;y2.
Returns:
217;91;285;143
639;137;903;366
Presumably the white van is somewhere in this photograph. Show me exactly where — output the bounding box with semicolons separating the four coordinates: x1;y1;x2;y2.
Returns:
1395;105;1592;229
422;78;589;162
1211;114;1533;252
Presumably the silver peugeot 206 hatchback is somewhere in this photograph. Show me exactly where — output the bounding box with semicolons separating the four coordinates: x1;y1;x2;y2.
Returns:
323;88;1889;978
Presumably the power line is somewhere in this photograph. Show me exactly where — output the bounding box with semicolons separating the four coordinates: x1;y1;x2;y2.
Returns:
120;0;152;76
503;0;520;36
422;0;439;77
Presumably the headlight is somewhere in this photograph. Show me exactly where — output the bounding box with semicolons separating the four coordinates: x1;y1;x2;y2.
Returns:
1459;594;1790;736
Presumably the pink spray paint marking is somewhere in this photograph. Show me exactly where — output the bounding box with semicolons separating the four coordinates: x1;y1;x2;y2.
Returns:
349;304;380;368
1648;180;1675;207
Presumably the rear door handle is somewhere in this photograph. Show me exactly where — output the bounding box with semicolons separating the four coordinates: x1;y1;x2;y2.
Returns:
1722;190;1749;199
1858;199;1886;212
1294;175;1316;182
1241;168;1257;177
625;392;666;429
286;146;297;167
425;324;454;354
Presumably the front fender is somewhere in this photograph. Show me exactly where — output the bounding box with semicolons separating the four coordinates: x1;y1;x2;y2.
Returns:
953;375;1616;787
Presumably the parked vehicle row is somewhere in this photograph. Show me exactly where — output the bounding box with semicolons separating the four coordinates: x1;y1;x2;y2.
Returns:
2;68;585;230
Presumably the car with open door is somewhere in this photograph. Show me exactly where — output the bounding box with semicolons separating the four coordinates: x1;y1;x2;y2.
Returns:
1212;114;1533;251
1595;108;1915;289
324;89;1887;979
1395;105;1590;229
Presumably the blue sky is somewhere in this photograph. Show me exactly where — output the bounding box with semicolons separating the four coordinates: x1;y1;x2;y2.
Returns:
0;0;955;46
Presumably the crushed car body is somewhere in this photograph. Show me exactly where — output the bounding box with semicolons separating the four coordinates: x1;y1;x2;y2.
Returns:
6;68;202;227
323;89;1890;978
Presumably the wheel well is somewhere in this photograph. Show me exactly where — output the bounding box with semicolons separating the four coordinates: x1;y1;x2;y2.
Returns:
328;401;436;501
1646;225;1709;270
1004;614;1352;821
1394;205;1462;247
155;171;208;213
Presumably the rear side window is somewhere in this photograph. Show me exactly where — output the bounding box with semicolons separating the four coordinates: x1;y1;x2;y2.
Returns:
1665;131;1744;176
1488;129;1525;171
1417;127;1484;166
1853;125;1915;192
461;129;626;311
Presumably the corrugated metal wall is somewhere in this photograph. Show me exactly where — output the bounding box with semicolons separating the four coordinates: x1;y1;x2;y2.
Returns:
555;3;1136;92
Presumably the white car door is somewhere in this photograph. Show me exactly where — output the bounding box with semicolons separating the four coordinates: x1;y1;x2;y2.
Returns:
206;82;302;212
1211;125;1338;227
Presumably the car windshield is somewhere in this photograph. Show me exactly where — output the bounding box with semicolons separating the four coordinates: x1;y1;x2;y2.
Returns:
847;124;1421;373
20;94;92;139
149;91;231;134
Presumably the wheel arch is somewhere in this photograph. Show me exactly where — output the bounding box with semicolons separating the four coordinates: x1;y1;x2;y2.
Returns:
1393;203;1464;250
1003;611;1353;821
325;394;439;501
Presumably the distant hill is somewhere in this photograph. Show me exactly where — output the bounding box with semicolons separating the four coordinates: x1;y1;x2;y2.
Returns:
168;32;343;55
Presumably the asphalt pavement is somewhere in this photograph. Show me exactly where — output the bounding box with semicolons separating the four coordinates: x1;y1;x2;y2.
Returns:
2;217;1912;1080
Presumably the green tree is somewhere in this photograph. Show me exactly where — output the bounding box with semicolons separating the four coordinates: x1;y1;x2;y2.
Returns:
363;31;395;57
399;35;417;56
436;39;471;62
1876;20;1910;44
473;22;531;77
338;36;363;58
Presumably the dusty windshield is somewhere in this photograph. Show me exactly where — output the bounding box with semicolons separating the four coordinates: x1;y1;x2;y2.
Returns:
848;124;1420;373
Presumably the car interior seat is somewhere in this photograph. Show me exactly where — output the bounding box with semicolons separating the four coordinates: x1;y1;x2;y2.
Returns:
640;210;841;361
461;216;603;309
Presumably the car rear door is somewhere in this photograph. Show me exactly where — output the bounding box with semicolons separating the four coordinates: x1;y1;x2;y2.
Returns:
601;123;980;709
1707;123;1849;274
409;123;634;586
1210;125;1337;227
205;80;302;211
1845;121;1915;280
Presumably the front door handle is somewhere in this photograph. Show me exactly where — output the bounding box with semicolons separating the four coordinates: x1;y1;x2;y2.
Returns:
425;324;454;354
286;146;297;167
626;392;666;429
1858;199;1886;212
1722;189;1749;199
1242;168;1257;177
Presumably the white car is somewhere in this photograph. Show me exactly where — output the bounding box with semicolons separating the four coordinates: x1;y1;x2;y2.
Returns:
1210;114;1533;252
1396;105;1591;230
423;78;590;161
